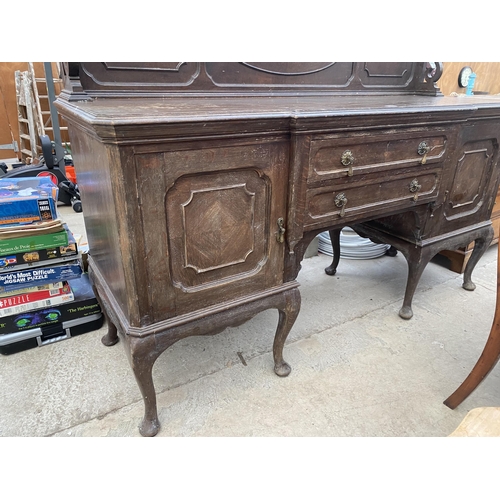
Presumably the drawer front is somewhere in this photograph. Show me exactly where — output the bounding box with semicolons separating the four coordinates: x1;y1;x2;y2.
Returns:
304;167;441;229
308;128;448;184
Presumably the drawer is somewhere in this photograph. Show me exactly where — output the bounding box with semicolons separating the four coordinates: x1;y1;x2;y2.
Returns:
304;167;441;229
308;129;448;185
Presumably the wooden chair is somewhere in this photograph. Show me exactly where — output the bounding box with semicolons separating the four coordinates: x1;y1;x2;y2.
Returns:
444;247;500;409
449;407;500;436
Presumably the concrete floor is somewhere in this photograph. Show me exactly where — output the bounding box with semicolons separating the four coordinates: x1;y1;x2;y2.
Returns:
1;204;500;437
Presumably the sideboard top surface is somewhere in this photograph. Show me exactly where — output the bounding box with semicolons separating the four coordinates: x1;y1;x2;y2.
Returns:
56;94;500;143
57;95;500;122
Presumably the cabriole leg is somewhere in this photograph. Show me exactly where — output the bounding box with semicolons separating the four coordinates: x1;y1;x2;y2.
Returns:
127;337;163;437
273;288;301;377
399;248;433;320
462;226;494;291
325;228;342;276
101;316;119;347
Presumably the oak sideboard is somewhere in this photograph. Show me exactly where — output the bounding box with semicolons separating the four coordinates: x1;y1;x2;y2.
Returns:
55;63;500;436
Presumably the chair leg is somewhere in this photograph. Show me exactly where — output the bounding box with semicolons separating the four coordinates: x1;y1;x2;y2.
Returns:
444;324;500;409
444;245;500;409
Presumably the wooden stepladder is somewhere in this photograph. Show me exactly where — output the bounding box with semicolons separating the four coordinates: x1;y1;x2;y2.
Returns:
15;69;42;163
15;63;69;164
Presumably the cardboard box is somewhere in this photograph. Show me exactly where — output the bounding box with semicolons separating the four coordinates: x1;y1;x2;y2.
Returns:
0;177;58;226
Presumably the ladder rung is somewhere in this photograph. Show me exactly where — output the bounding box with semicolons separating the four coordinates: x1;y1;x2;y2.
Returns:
20;134;32;140
45;127;68;131
19;118;29;123
35;77;62;83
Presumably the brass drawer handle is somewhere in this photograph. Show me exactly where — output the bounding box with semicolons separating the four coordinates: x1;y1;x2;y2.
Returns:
335;192;348;217
276;217;285;243
417;142;430;155
409;179;421;201
417;141;430;164
341;150;354;176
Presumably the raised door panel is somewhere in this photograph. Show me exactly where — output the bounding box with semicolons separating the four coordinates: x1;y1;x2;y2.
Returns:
442;122;500;232
167;169;268;290
445;139;496;218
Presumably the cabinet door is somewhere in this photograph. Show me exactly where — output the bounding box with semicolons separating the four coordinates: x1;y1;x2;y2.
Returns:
442;121;500;232
136;142;288;319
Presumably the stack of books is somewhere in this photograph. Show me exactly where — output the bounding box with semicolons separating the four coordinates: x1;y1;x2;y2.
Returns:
0;177;103;354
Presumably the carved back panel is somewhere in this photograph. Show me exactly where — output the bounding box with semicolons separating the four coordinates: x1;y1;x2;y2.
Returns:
68;62;442;97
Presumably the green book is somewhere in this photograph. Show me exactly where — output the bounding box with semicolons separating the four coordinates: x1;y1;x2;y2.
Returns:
0;229;69;256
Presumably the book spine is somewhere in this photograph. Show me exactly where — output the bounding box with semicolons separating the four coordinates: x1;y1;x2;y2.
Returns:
0;262;82;293
0;289;74;318
0;281;64;298
0;283;70;310
0;242;78;270
0;274;100;332
0;255;79;274
0;230;69;255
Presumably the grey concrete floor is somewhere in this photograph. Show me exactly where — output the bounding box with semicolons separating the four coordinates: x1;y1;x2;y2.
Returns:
1;204;500;438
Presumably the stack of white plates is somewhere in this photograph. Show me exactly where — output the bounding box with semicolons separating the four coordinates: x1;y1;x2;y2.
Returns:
318;227;390;260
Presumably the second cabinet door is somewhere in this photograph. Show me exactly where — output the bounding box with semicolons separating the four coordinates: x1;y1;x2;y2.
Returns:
438;120;500;235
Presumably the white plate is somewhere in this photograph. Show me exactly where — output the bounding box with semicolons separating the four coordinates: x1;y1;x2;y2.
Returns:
318;229;390;259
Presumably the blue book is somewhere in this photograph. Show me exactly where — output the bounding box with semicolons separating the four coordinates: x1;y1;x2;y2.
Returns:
0;261;82;293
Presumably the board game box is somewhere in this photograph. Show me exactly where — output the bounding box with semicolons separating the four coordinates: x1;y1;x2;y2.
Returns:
0;228;69;255
0;224;78;271
0;260;82;293
0;313;104;355
0;281;63;298
0;282;74;318
0;273;102;338
0;177;58;226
